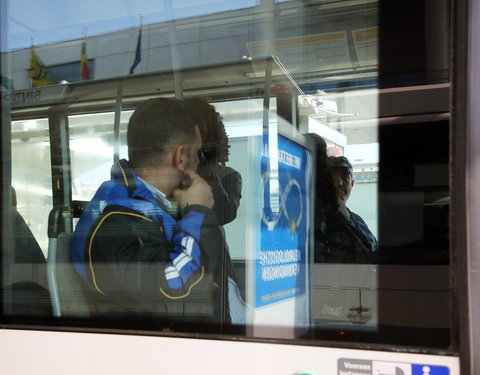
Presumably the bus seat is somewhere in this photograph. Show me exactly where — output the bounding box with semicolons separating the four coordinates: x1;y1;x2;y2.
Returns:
4;187;52;316
13;208;46;264
3;281;52;316
47;201;92;317
11;186;46;265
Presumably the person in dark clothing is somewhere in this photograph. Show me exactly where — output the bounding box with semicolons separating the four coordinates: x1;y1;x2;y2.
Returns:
71;98;227;322
314;150;377;263
184;97;245;324
184;97;242;225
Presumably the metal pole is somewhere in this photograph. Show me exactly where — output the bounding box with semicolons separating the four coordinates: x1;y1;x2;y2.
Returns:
1;0;13;313
113;80;123;164
466;0;480;372
164;0;183;99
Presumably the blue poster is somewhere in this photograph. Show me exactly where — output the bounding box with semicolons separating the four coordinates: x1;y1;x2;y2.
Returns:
256;134;311;308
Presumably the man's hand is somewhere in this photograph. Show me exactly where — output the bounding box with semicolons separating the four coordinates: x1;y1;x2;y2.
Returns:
173;170;214;210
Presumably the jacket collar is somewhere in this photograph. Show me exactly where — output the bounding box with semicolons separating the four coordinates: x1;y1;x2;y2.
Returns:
111;159;177;216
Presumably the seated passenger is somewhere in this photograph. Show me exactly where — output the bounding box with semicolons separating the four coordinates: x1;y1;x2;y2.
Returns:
315;153;377;263
71;98;227;322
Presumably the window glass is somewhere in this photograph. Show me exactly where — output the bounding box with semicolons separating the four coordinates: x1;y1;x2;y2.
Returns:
11;118;52;255
49;60;95;84
69;111;132;201
1;0;452;351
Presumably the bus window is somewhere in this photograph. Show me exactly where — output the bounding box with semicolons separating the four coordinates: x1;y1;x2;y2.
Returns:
1;0;456;360
69;111;132;201
11;118;52;255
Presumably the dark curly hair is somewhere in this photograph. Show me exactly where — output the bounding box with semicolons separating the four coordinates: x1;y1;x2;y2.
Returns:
184;97;230;165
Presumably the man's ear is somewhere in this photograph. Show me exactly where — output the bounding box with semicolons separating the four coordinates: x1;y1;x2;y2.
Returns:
173;145;186;171
351;179;355;187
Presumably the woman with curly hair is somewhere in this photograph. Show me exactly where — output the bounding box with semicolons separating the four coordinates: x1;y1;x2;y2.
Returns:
184;97;246;324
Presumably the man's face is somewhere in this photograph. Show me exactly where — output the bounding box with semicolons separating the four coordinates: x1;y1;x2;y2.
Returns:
332;166;354;204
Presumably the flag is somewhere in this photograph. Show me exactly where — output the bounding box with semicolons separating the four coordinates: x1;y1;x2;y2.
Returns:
80;41;90;80
28;46;52;87
129;27;142;74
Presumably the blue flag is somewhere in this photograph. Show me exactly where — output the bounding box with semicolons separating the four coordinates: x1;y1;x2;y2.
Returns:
129;28;142;74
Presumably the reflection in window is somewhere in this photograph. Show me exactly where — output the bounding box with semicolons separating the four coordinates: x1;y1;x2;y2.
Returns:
11;119;52;255
69;111;132;201
2;0;453;351
48;60;95;84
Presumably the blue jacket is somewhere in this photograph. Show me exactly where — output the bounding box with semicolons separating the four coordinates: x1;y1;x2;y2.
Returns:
71;159;225;318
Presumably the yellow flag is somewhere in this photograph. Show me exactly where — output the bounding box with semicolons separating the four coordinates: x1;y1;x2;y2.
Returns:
80;41;90;80
28;46;53;87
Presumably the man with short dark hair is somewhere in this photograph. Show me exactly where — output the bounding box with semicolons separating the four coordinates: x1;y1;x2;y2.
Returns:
71;98;226;322
329;156;355;207
315;155;377;263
